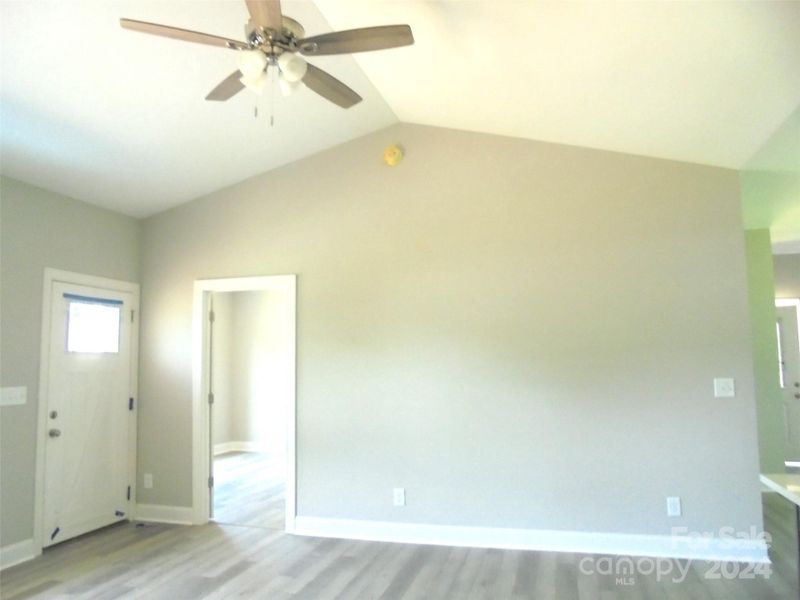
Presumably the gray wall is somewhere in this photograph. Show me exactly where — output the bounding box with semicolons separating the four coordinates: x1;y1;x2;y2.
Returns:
745;230;784;472
138;122;762;536
0;177;140;547
211;290;291;456
228;290;291;454
774;253;800;298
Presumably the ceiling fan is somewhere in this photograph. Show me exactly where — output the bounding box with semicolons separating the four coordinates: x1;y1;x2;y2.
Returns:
120;0;414;108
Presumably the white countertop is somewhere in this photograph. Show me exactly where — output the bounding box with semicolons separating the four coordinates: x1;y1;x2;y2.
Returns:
760;473;800;507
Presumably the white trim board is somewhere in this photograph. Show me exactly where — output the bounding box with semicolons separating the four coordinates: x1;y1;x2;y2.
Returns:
293;517;770;564
0;538;38;571
134;504;194;526
772;239;800;255
213;441;272;455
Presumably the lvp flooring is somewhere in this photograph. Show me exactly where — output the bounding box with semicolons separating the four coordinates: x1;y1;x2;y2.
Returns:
212;452;284;530
0;493;796;599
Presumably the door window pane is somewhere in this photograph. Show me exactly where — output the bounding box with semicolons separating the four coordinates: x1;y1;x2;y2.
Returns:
67;301;121;353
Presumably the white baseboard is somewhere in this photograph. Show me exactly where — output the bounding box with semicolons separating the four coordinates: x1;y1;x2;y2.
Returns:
293;517;770;564
773;239;800;255
0;538;38;570
134;504;194;525
213;441;270;455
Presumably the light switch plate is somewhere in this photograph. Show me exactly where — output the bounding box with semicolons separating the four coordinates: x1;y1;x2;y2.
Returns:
666;496;682;517
1;386;27;407
713;378;735;398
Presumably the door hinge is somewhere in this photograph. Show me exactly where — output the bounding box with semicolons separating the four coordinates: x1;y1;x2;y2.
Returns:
127;485;131;501
208;476;214;488
208;392;214;405
209;310;215;323
129;397;134;411
131;309;135;323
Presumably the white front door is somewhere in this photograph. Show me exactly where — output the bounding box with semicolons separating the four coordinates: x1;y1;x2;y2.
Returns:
777;302;800;464
43;282;134;547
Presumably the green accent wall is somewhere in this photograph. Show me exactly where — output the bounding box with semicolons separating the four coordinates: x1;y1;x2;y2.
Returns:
740;106;800;243
744;229;784;472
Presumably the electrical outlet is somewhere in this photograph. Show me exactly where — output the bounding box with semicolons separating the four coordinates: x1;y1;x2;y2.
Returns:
713;378;735;398
666;496;682;517
143;473;153;489
393;487;405;507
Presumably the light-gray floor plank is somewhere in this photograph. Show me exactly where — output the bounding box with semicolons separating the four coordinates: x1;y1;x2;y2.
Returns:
1;493;796;599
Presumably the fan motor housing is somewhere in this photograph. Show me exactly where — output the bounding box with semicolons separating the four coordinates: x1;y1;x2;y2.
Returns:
245;16;304;49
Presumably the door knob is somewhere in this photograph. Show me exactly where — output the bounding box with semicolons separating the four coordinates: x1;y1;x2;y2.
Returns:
48;429;61;438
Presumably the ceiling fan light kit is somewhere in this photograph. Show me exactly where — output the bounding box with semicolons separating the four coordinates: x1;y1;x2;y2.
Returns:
120;0;414;109
237;50;268;78
278;75;301;97
277;52;307;83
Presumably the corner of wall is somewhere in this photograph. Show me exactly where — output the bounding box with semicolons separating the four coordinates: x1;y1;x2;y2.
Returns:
744;228;785;472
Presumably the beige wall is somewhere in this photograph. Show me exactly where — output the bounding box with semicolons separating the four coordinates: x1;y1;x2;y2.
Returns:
211;290;291;456
230;291;290;454
745;230;784;472
138;123;762;537
774;253;800;298
0;177;140;547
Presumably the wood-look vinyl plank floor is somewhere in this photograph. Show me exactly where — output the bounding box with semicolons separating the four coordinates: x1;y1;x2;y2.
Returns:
1;492;796;599
212;452;285;530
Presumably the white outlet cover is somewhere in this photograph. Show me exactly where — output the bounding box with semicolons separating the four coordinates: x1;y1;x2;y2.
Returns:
143;473;153;489
666;496;682;517
393;488;405;507
713;378;735;398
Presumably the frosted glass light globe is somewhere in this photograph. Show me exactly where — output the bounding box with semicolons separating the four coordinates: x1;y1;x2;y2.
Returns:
277;52;307;83
279;72;301;96
237;50;267;78
240;70;269;95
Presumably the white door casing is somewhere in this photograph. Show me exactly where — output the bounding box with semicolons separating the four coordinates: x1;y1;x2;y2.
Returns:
191;275;296;530
776;299;800;464
35;270;139;552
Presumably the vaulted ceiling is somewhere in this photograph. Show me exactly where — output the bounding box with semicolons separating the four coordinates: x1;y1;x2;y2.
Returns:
1;1;799;218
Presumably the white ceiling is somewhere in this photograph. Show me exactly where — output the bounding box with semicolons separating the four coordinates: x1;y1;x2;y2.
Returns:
2;1;799;218
0;1;398;217
316;0;800;169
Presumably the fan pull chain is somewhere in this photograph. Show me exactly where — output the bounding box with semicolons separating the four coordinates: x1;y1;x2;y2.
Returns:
270;64;276;127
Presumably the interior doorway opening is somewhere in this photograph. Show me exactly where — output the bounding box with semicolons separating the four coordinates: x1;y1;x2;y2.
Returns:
776;298;800;471
209;289;292;529
192;275;296;531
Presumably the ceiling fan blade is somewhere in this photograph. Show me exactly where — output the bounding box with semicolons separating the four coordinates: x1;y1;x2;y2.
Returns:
120;18;248;50
245;0;283;32
206;71;245;101
298;25;413;56
303;63;362;108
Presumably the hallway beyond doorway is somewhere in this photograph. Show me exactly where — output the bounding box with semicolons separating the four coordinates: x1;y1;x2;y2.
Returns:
212;452;285;530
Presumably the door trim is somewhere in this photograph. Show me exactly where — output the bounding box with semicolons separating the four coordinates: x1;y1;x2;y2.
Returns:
34;268;140;554
776;297;800;466
191;275;297;531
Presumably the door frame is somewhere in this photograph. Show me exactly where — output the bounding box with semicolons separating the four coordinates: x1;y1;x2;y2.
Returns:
33;268;140;554
776;297;800;467
191;275;297;530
